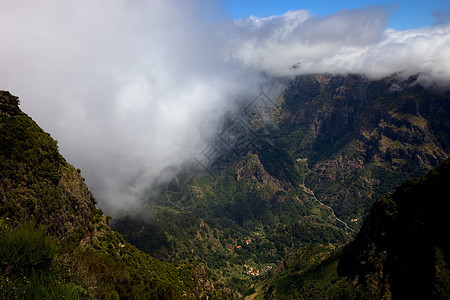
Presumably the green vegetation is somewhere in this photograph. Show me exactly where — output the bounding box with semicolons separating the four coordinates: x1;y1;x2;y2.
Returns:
0;91;102;242
67;220;226;299
0;222;58;273
0;222;89;299
337;158;450;299
272;74;450;225
256;158;450;299
113;74;450;297
2;72;450;298
0;91;226;299
0;219;219;299
113;147;350;297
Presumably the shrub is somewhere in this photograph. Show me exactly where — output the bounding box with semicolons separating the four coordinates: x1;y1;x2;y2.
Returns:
0;222;58;274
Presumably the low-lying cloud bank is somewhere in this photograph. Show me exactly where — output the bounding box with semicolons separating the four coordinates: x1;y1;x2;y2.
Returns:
0;0;449;213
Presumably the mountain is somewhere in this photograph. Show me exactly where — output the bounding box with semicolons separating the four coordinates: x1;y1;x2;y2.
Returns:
112;74;450;297
0;91;99;242
273;74;450;225
0;91;229;299
256;157;450;299
4;71;448;298
339;157;450;299
113;148;350;297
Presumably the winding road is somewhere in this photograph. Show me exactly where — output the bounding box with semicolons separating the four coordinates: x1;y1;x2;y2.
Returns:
300;184;355;232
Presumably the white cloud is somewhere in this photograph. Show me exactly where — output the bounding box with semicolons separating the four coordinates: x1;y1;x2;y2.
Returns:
229;7;389;76
1;1;449;213
230;7;450;84
0;0;263;213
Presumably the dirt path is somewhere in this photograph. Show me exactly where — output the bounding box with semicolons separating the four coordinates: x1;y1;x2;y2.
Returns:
300;184;355;232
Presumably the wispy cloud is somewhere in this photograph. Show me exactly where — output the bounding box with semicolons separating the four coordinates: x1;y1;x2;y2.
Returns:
0;1;449;213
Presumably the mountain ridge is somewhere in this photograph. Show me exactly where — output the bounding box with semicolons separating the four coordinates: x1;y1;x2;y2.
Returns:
338;157;450;298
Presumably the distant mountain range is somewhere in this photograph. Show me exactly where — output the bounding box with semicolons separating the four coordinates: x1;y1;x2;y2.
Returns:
276;74;449;223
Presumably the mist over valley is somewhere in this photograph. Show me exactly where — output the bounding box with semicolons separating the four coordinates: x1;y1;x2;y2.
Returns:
1;1;450;298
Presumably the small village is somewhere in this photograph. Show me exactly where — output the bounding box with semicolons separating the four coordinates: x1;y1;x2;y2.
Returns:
243;264;273;276
234;235;274;276
236;238;253;249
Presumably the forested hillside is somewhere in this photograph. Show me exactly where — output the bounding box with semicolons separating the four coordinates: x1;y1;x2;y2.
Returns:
256;157;450;299
0;91;229;299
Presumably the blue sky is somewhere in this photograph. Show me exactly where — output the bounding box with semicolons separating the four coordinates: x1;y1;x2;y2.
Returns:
222;0;450;29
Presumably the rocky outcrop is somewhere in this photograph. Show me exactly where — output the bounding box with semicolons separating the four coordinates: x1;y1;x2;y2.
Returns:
236;151;285;203
0;91;20;116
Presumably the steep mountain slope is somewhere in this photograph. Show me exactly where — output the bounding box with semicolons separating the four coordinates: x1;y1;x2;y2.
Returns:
256;158;450;299
338;157;450;299
274;74;450;226
0;91;229;299
0;91;100;242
